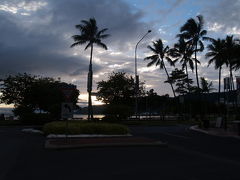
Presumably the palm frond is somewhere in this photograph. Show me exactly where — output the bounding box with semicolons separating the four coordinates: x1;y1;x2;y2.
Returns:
198;40;204;52
202;36;215;42
165;56;175;66
200;30;207;37
99;34;110;39
189;59;194;71
144;54;158;61
197;15;204;30
97;28;108;35
84;42;92;50
147;45;157;54
147;58;158;67
96;41;108;50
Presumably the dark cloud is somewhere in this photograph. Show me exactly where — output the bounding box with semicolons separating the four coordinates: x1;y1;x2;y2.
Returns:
0;0;152;80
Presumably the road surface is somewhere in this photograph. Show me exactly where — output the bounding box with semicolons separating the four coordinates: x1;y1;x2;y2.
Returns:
0;125;239;180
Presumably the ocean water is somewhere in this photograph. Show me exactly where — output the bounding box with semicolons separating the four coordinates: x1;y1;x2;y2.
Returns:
0;108;13;116
0;108;104;120
73;114;105;120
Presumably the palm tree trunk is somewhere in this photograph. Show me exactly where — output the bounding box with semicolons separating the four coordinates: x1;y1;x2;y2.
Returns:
162;62;176;97
230;68;235;91
195;42;200;89
185;65;190;93
218;66;222;104
87;44;94;121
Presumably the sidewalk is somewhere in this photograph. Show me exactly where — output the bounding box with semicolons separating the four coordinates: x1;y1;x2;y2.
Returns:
45;137;167;149
190;125;240;139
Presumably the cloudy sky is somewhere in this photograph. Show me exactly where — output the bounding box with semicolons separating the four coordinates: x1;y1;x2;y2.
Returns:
0;0;240;106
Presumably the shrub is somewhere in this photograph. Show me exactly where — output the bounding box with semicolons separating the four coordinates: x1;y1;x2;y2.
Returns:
43;121;130;135
19;113;55;125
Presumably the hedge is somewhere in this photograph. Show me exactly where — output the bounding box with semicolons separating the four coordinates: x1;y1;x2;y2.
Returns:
43;121;130;135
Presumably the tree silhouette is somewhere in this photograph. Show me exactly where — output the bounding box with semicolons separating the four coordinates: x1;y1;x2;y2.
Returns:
170;37;195;92
144;39;176;97
200;77;215;93
71;18;109;120
224;35;239;91
165;68;193;95
178;15;208;89
206;38;226;102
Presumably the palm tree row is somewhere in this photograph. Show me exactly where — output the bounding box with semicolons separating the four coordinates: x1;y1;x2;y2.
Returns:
70;16;240;120
145;15;240;100
206;35;240;102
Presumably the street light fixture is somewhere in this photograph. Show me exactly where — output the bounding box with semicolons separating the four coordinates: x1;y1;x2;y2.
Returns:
134;30;151;119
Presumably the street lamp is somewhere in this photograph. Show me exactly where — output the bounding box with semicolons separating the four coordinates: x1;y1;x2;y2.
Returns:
134;30;151;119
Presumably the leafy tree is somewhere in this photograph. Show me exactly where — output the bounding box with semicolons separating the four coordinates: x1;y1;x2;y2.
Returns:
0;73;37;106
144;39;176;97
0;73;79;122
97;72;144;105
97;72;145;120
165;68;194;95
178;15;208;89
71;18;109;121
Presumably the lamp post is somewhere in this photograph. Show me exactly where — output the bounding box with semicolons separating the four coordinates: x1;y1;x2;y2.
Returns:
134;30;151;119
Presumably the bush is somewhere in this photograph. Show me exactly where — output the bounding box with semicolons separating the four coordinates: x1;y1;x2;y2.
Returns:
19;113;55;125
43;121;130;135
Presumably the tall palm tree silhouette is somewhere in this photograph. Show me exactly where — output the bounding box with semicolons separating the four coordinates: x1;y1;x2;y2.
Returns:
224;35;239;91
178;15;207;89
144;39;176;97
71;18;109;120
206;38;226;102
232;40;240;71
170;37;195;92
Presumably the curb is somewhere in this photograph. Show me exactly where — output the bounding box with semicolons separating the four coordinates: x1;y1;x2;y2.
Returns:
21;128;44;134
45;140;168;149
47;134;132;138
190;125;240;139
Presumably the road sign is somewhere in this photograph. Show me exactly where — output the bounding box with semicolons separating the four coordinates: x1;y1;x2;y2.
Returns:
61;88;76;102
61;103;73;119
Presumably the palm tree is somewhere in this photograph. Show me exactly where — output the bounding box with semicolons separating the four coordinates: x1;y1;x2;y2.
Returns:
232;41;240;71
206;38;226;103
71;18;109;120
170;37;195;92
200;77;215;93
144;39;176;97
178;15;208;89
224;35;240;91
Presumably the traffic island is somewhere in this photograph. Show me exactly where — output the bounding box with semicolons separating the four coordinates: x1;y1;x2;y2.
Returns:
45;137;167;149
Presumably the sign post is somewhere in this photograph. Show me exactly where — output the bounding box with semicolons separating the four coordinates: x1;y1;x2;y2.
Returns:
61;85;76;139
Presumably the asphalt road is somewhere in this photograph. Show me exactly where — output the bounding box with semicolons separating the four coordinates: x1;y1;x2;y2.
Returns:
0;125;240;180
